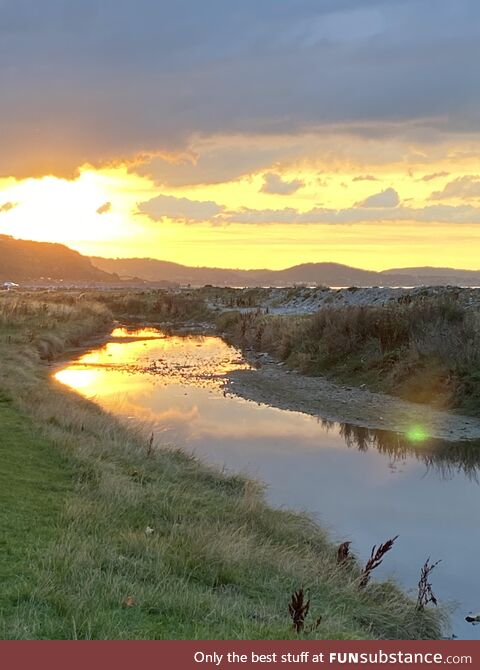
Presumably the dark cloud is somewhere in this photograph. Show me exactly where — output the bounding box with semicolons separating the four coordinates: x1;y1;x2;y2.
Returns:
1;0;480;177
430;175;480;200
352;175;378;181
0;202;16;213
96;201;112;214
136;140;301;187
356;187;400;207
260;173;304;195
138;193;223;221
420;171;450;182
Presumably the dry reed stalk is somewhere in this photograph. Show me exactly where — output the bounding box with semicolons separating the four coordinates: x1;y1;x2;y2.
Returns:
416;558;440;610
146;432;154;458
337;541;352;564
359;535;398;588
288;589;310;633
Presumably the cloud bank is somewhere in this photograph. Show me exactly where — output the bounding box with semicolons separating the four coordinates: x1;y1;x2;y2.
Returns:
2;0;480;177
138;194;223;221
430;175;480;200
138;192;480;225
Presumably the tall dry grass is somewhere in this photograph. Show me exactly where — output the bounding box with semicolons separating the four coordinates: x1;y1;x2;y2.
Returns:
217;297;480;413
91;289;212;322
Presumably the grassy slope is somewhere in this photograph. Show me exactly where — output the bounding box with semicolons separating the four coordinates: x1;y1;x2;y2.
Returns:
0;402;73;637
0;292;443;639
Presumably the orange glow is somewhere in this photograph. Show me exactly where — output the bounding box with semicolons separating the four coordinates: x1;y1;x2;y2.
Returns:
54;368;101;389
54;329;250;401
1;146;480;271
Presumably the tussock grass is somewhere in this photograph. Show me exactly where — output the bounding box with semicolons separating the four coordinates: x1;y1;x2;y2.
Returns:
218;298;480;414
0;293;112;360
0;292;445;639
91;289;212;323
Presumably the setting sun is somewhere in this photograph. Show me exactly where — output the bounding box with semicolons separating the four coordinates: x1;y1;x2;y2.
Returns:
0;168;142;248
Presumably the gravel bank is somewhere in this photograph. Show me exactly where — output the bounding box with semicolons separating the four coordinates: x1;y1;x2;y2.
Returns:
226;355;480;442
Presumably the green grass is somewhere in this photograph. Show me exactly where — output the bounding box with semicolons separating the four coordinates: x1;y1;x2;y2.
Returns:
0;403;73;637
0;291;445;639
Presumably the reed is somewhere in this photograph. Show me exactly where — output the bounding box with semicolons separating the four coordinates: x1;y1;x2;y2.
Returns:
416;559;441;610
288;589;310;633
359;536;399;588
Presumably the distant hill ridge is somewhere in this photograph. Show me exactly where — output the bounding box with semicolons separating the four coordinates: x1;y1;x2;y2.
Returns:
0;235;114;282
2;235;479;286
91;256;480;287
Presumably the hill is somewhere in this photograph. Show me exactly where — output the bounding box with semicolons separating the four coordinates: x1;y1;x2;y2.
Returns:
90;257;436;287
4;237;479;287
91;257;249;286
0;236;116;282
91;257;480;287
381;266;480;286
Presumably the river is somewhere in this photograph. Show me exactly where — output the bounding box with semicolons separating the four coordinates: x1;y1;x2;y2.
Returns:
54;326;480;640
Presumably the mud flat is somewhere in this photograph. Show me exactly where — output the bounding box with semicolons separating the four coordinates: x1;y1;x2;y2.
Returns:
226;356;480;442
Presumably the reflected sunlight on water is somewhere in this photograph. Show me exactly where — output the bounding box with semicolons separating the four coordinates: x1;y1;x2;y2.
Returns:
55;328;251;395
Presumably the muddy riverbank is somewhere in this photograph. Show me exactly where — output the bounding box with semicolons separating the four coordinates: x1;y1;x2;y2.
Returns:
226;354;480;442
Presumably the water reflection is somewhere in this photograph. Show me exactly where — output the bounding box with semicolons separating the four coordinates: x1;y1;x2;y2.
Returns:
56;327;250;390
54;327;480;639
334;422;480;480
55;329;480;477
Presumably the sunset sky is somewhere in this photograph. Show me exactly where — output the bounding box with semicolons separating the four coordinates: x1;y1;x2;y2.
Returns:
1;1;480;270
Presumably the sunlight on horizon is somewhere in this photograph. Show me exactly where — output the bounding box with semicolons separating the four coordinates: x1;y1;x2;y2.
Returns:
2;159;480;271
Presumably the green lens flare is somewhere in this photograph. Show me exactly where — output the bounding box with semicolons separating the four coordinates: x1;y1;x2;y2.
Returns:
406;426;428;442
